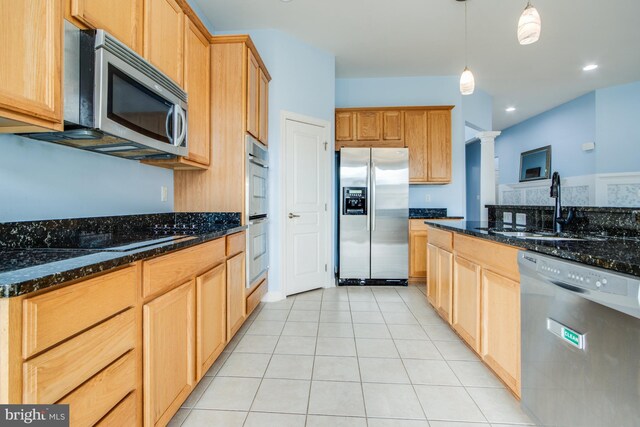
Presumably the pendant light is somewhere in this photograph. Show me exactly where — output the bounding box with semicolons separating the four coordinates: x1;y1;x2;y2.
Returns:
459;0;475;95
517;2;541;45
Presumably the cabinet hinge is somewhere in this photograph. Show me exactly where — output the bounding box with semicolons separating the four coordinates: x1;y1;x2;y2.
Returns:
324;141;328;151
325;203;327;211
325;264;328;272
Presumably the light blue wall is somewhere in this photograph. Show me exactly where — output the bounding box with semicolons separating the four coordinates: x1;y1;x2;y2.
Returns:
465;140;481;222
463;89;493;131
595;81;640;174
336;76;466;216
0;134;174;222
495;92;596;185
217;29;336;297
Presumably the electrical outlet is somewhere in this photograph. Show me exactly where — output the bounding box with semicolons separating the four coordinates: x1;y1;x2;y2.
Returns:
516;213;527;226
160;186;168;202
503;212;513;224
425;194;431;202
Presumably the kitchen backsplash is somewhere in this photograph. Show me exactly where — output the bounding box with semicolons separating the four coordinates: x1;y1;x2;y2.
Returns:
497;172;640;207
487;205;640;236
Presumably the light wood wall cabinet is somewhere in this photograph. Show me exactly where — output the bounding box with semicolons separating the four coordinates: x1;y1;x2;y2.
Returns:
334;107;453;184
144;0;184;87
409;220;428;280
0;0;63;133
246;50;270;145
144;16;211;170
66;0;143;53
175;35;271;218
259;69;269;144
425;226;522;397
226;252;246;339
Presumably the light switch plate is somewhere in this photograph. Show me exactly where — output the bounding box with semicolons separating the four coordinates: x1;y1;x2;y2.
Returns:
503;212;513;224
516;213;527;226
160;186;168;202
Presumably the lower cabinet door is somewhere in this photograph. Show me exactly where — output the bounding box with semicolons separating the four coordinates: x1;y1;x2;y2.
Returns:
143;281;195;427
426;243;439;306
226;252;246;339
196;263;226;380
481;269;521;396
437;248;453;323
453;256;482;352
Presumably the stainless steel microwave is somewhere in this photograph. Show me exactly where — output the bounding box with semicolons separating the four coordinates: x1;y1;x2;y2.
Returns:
23;22;188;160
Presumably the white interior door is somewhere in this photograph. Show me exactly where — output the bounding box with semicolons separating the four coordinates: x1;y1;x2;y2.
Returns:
284;117;329;296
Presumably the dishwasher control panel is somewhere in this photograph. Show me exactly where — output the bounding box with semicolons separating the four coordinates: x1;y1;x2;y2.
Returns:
520;251;640;319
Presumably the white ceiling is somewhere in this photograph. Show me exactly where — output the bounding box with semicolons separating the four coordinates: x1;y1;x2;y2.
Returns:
193;0;640;130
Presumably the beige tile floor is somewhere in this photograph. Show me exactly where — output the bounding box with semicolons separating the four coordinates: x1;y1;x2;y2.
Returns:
169;284;535;427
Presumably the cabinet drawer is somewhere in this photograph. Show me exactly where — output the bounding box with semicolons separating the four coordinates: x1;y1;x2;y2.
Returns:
23;309;136;404
59;351;136;427
23;266;136;359
454;234;520;282
143;238;225;298
409;219;429;232
246;277;267;316
427;227;453;252
226;231;245;257
95;392;137;427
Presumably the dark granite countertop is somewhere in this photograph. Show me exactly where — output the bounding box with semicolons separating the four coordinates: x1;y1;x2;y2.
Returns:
424;220;640;278
409;208;464;220
0;213;246;298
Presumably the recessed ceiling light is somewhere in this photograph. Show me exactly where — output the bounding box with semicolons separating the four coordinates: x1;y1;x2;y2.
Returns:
280;0;293;2
505;107;516;112
583;64;598;71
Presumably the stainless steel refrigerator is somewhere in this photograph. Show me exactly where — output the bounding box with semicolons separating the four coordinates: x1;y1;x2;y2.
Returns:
339;148;409;285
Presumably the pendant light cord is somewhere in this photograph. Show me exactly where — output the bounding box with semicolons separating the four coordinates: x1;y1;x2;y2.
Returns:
464;0;468;68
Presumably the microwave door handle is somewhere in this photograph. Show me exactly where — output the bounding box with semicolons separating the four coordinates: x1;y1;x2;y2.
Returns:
175;106;187;146
165;105;175;145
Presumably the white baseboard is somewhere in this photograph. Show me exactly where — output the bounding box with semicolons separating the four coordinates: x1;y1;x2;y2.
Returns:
262;291;285;302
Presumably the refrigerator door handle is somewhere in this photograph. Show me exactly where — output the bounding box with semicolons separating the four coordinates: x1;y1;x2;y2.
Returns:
366;159;371;231
371;160;376;231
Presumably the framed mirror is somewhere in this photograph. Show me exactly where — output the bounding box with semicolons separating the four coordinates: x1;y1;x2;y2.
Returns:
519;145;551;182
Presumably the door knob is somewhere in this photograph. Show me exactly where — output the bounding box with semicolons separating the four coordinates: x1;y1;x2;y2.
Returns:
288;213;300;219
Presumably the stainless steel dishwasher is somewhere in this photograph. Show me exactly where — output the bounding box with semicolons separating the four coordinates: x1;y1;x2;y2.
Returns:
519;251;640;427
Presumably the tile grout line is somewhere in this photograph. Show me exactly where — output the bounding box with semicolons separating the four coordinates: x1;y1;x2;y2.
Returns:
348;286;369;427
241;299;294;427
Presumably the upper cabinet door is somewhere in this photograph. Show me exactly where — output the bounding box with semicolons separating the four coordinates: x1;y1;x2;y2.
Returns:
0;0;62;131
144;0;184;86
258;69;269;145
183;17;210;165
70;0;143;54
335;111;354;142
246;49;260;139
427;110;452;183
404;110;428;183
382;111;403;142
355;111;382;141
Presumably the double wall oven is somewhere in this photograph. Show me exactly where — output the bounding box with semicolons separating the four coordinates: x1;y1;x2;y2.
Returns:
246;136;269;289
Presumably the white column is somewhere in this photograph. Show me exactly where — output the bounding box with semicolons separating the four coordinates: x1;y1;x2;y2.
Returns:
477;131;501;222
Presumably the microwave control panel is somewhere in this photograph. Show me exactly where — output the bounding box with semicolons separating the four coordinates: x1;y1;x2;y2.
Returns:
343;187;367;215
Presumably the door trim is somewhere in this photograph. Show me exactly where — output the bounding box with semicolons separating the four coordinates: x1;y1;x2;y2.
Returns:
280;110;333;298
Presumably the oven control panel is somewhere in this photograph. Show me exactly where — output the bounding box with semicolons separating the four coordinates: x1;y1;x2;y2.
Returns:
342;187;367;215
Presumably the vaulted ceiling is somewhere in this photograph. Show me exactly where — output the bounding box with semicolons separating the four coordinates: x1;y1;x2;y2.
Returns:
193;0;640;129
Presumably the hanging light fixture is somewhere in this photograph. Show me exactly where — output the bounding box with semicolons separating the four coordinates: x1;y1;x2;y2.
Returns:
459;0;475;95
517;2;541;45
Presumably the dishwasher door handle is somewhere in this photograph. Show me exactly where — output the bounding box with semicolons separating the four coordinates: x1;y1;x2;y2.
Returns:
550;280;587;294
